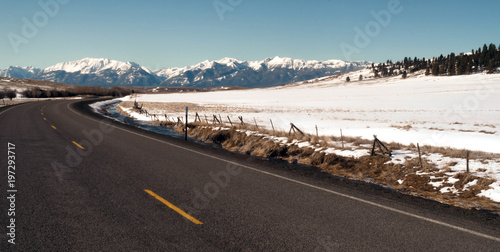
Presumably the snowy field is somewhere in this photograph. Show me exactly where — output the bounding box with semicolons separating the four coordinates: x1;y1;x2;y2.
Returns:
108;70;500;203
123;70;500;153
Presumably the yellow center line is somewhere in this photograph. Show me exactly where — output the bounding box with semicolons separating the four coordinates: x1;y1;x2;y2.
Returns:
43;118;47;121
41;113;44;115
72;141;85;150
51;125;57;130
144;189;203;225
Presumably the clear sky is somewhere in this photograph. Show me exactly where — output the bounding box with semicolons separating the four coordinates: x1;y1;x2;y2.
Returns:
1;0;499;70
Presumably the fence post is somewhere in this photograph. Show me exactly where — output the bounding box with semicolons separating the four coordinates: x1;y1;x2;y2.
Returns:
185;107;188;140
315;125;318;138
371;137;377;156
253;118;259;130
466;151;470;173
270;119;275;133
417;143;423;169
340;129;344;149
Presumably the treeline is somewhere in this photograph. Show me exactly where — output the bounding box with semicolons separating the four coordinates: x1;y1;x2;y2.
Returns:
0;89;17;100
371;43;500;78
22;86;133;98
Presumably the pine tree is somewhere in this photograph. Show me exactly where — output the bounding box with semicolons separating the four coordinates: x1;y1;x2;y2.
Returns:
359;75;363;81
425;67;430;76
487;60;495;74
448;53;456;75
402;71;407;79
432;62;439;76
456;60;463;75
346;76;351;82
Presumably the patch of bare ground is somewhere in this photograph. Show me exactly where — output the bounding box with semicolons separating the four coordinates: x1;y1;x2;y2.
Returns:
417;144;500;160
117;105;500;214
390;124;413;131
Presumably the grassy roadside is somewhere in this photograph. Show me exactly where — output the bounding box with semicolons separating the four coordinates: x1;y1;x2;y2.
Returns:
117;103;500;215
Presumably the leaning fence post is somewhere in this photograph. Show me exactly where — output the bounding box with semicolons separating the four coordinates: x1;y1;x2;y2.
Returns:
270;119;275;134
238;116;245;128
253;118;259;130
315;125;318;138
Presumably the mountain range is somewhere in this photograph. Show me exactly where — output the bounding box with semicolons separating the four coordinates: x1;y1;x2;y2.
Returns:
0;57;369;88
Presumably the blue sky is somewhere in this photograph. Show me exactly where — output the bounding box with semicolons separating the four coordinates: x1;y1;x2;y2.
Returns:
1;0;499;70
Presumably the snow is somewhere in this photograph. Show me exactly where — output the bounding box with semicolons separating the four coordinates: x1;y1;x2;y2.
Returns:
89;99;119;114
323;148;370;158
42;58;151;74
154;56;369;79
429;180;444;188
99;70;500;202
0;66;40;78
124;71;500;154
463;179;478;190
390;151;417;165
479;181;500;202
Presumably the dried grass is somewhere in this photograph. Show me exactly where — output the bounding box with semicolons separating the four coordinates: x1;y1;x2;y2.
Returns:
115;104;500;214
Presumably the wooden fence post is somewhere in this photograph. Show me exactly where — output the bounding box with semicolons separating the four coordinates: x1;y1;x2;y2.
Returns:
227;116;233;127
289;123;304;136
213;115;221;125
185;107;188;140
371;135;391;156
340;129;344;149
371;137;377;156
417;143;423;169
466;151;470;173
270;119;275;133
238;116;245;128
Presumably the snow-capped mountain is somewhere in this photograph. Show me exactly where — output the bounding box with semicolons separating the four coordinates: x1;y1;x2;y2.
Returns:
0;66;41;79
34;58;161;87
1;57;369;88
155;56;369;88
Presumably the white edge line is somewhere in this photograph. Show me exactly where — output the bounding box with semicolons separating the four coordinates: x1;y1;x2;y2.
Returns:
67;102;500;243
0;104;24;115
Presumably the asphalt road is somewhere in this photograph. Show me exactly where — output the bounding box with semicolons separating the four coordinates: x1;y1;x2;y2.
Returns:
1;99;499;251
